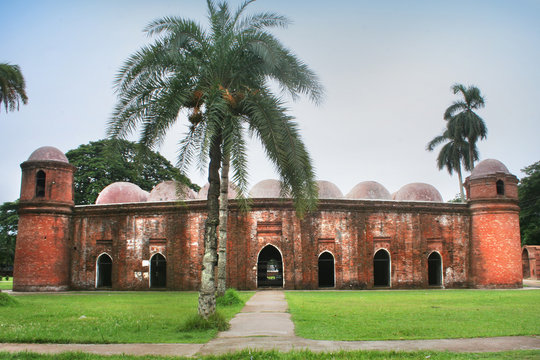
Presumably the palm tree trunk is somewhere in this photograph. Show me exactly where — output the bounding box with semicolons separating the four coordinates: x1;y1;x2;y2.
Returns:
457;162;465;201
469;142;475;170
217;153;230;297
198;137;221;319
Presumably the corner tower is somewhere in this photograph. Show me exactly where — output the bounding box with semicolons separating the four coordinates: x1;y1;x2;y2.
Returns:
465;159;522;288
13;146;75;291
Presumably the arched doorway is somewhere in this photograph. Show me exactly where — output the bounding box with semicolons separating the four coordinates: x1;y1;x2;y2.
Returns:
373;249;390;287
257;245;283;288
96;253;112;288
318;252;335;287
150;253;166;288
522;248;531;279
428;252;442;286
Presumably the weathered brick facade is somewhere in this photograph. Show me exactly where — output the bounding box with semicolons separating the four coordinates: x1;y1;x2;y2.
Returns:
13;148;522;291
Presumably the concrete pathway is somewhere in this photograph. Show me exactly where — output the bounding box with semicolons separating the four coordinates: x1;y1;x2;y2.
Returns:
1;289;539;357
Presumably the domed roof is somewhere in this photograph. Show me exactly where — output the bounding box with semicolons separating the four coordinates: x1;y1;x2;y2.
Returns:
148;181;197;202
28;146;69;163
95;182;149;204
316;180;343;199
393;183;443;202
470;159;510;179
346;181;392;200
197;182;238;199
250;179;285;198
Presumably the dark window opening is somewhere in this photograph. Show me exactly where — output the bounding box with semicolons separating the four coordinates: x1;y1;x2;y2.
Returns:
96;254;112;288
522;249;531;279
36;170;46;197
318;252;335;288
150;253;166;288
496;180;505;195
373;249;390;287
257;245;283;288
428;252;442;286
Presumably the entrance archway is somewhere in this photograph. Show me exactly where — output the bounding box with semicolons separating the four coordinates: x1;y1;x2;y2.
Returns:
96;253;112;288
318;251;335;287
428;252;442;286
373;249;390;287
150;253;166;288
522;248;531;279
257;245;283;288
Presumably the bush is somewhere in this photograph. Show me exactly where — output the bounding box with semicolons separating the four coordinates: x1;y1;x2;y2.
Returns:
0;292;18;306
180;311;229;332
217;288;243;306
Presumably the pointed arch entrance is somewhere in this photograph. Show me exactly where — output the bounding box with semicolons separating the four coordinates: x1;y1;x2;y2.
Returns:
428;252;442;286
96;253;112;288
257;245;283;288
318;251;335;287
373;249;390;287
150;253;166;288
522;248;531;279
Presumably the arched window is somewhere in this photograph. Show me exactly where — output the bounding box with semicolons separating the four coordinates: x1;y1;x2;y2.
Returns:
428;252;442;286
257;245;283;288
36;170;46;197
496;180;505;195
150;253;167;288
522;248;531;279
96;254;112;288
373;249;390;287
318;251;335;288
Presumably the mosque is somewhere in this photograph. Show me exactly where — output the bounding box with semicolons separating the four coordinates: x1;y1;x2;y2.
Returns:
13;146;523;291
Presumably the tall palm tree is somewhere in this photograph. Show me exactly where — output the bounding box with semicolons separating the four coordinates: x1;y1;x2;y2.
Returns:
0;63;28;113
443;84;487;168
108;0;323;318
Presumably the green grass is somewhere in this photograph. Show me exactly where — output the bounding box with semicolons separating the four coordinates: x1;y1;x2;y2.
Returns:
0;350;539;360
286;290;540;341
0;291;252;344
0;276;13;290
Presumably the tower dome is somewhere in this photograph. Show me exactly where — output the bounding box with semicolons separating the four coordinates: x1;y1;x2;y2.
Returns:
470;159;510;179
250;179;284;198
197;182;238;199
27;146;69;163
95;182;149;204
346;181;392;200
316;180;343;199
393;183;443;202
148;181;197;202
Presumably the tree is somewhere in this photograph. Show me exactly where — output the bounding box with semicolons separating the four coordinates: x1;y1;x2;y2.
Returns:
427;128;476;201
66;139;199;205
519;161;540;245
0;63;28;113
108;0;323;318
443;84;487;168
0;201;18;270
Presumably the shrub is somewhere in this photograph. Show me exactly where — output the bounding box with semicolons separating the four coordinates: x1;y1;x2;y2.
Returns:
0;292;18;306
180;312;229;331
217;288;243;306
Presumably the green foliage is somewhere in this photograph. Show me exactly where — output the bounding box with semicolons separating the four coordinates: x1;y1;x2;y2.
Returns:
0;277;13;290
216;288;243;306
447;193;465;203
66;139;199;205
0;63;28;113
0;292;18;306
519;161;540;245
0;200;18;267
286;290;539;341
179;311;229;332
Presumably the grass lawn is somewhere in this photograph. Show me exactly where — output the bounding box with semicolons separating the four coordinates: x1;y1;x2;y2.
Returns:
0;277;13;290
0;349;539;359
286;290;540;341
0;291;252;344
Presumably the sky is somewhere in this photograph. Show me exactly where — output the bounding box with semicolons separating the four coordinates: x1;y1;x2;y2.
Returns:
1;0;539;204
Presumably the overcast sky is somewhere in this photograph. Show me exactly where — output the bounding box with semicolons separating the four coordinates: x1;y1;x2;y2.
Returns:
1;0;539;204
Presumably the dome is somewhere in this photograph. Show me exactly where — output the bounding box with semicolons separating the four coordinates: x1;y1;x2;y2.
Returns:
470;159;510;179
95;182;149;204
148;181;197;202
346;181;392;200
197;182;238;199
28;146;69;163
316;180;343;199
250;179;285;198
393;183;443;202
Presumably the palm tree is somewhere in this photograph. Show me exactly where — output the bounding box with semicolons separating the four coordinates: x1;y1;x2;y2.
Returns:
0;63;28;113
427;128;476;201
108;0;323;318
443;84;487;168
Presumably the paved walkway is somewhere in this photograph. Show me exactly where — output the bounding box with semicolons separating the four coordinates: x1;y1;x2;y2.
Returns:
1;290;539;357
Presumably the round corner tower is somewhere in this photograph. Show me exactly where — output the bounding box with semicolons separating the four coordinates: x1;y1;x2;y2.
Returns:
13;146;76;291
465;159;522;288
